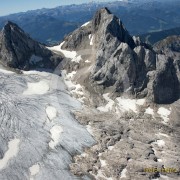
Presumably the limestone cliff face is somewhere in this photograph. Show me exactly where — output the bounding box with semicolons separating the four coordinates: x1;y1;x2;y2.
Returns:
2;9;179;104
0;21;62;70
61;8;180;104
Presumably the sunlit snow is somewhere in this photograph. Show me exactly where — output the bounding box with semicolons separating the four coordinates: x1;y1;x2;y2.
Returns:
0;139;20;170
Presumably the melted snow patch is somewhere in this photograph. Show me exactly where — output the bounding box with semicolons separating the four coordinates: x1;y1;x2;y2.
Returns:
71;84;84;95
100;159;107;167
160;174;169;179
145;107;154;115
29;164;40;178
49;125;63;149
72;55;82;63
47;41;76;58
0;68;14;74
22;70;50;77
97;93;115;112
0;138;20;170
46;106;57;121
66;71;76;79
81;21;90;27
81;153;88;158
108;146;114;151
89;34;91;39
90;35;94;45
116;97;145;113
86;124;94;136
62;70;85;102
156;132;169;138
156;140;165;147
157;107;171;123
85;60;91;63
152;139;165;148
157;159;163;162
94;169;113;180
120;168;127;179
47;42;82;63
23;81;49;95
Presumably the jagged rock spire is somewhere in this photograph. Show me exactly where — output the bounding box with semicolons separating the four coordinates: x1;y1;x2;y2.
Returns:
0;21;61;70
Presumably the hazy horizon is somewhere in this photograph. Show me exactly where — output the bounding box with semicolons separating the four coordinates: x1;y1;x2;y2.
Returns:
0;0;120;16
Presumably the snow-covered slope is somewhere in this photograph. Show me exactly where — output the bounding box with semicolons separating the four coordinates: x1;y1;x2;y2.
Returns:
0;68;94;180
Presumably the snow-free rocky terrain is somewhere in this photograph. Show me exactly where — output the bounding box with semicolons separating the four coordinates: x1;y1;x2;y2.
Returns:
0;7;180;180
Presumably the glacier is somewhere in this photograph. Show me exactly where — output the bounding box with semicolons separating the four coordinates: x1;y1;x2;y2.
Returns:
0;69;95;180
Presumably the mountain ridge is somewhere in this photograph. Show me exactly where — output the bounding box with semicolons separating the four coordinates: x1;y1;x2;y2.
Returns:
0;21;62;70
0;7;180;180
0;0;179;44
54;7;180;105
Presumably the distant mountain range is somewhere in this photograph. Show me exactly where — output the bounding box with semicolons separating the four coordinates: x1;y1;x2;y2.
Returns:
0;0;180;44
140;26;180;45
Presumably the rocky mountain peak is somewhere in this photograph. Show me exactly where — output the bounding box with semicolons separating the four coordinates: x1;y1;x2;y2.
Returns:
3;21;21;31
92;7;135;49
1;21;28;41
92;7;111;31
51;8;180;104
0;21;62;70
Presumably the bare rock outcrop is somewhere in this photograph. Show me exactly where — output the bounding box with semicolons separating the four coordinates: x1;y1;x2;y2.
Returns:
60;8;180;104
0;21;62;70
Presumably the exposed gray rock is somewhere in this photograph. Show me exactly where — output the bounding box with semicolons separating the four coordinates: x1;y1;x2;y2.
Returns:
154;35;180;54
150;55;179;104
0;21;62;70
92;8;135;49
90;8;157;99
70;104;180;180
60;8;180;104
62;23;92;51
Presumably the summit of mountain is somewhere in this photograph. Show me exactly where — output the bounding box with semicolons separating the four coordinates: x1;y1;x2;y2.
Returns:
0;21;62;70
52;8;180;104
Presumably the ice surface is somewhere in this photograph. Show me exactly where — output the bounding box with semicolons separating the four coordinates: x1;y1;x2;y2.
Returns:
157;107;171;123
0;69;94;179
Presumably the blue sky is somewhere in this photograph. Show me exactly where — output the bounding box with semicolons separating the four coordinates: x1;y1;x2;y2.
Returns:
0;0;112;16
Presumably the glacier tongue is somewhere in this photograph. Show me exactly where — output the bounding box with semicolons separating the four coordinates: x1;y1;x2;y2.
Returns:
0;69;94;180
